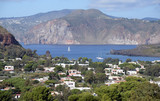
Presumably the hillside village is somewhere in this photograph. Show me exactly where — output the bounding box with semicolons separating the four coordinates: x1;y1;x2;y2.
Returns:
1;53;160;100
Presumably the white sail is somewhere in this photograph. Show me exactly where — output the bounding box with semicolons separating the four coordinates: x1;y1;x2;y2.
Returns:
96;51;103;60
96;57;103;60
68;46;70;52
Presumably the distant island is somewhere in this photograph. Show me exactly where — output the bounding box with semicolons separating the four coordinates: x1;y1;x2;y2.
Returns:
110;44;160;57
0;9;160;45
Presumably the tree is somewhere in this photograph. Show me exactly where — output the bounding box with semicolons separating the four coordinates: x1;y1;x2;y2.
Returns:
95;77;160;101
48;72;60;81
125;76;146;82
0;61;6;71
24;61;38;72
46;50;51;58
82;57;88;63
145;64;160;77
0;90;12;101
119;63;140;73
68;92;99;101
44;59;52;67
84;71;95;84
45;80;56;85
128;82;160;101
70;89;82;95
95;73;106;83
103;58;119;65
126;58;132;63
54;65;64;73
24;63;33;72
3;77;31;93
38;60;46;65
22;86;53;101
55;85;71;101
95;67;105;73
78;57;82;62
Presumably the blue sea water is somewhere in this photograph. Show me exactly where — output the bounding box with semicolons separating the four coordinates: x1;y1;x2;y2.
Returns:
21;44;160;62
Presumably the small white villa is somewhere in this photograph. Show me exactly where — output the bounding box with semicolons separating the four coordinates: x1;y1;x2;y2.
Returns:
4;66;14;71
44;67;55;72
68;69;82;77
127;71;137;75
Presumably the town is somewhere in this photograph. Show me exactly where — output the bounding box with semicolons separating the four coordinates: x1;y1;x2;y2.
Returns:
0;50;160;101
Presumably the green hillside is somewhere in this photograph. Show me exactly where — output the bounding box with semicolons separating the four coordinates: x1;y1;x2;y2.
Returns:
111;44;160;57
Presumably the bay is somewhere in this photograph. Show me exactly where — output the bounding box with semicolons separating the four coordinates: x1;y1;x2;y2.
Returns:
21;44;160;62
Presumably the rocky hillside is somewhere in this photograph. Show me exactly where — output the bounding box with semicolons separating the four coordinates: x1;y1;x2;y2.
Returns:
110;44;160;57
0;26;38;59
0;9;160;45
0;9;73;42
0;26;20;46
26;9;160;44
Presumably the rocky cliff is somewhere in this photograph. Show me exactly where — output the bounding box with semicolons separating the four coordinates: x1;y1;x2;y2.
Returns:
0;9;73;42
26;19;79;44
0;26;20;46
1;9;160;45
26;9;160;45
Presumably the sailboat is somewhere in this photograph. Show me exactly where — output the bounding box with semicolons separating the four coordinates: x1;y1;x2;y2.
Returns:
96;51;103;60
68;46;70;52
96;57;103;60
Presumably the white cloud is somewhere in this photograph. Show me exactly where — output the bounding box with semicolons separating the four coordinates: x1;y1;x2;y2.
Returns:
0;0;35;2
89;0;160;11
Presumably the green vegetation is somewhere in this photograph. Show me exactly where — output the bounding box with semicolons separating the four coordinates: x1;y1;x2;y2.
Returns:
3;77;32;93
103;58;119;65
119;62;140;73
0;44;37;59
95;77;160;101
21;86;53;101
144;64;160;77
111;44;160;57
68;92;99;101
0;90;12;101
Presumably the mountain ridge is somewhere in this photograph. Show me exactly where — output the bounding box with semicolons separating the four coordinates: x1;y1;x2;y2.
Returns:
0;9;160;45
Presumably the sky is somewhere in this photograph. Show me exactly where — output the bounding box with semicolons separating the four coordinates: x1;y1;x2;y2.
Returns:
0;0;160;19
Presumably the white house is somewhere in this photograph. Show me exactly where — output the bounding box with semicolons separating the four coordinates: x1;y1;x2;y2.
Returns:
128;62;137;64
68;69;82;77
108;76;123;81
15;58;22;61
4;66;14;71
64;81;75;88
116;69;125;74
15;94;21;99
33;76;49;82
127;71;137;75
119;61;123;65
88;67;94;71
150;80;160;87
55;63;75;68
60;77;73;82
55;81;75;88
70;87;91;91
64;81;90;91
44;67;55;72
78;64;89;67
55;83;64;87
109;69;125;75
105;81;116;86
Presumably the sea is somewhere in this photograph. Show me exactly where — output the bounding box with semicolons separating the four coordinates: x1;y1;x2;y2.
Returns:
21;43;160;62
